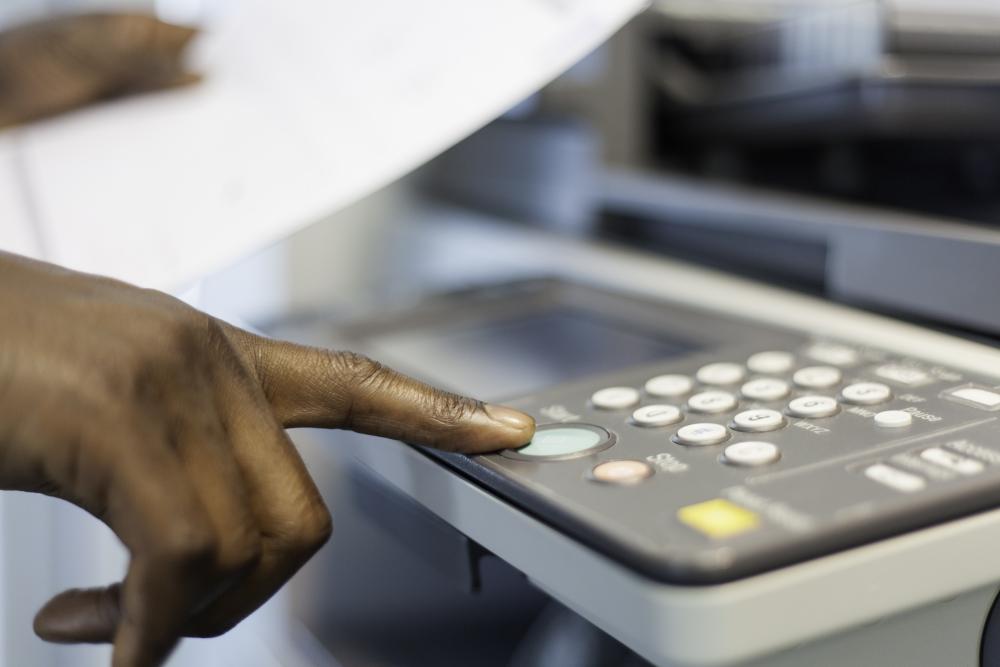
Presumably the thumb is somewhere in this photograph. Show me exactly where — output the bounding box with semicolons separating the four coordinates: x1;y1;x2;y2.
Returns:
34;584;121;645
230;330;535;454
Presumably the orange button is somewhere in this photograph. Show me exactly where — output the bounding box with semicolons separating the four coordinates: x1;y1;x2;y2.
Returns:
591;460;653;485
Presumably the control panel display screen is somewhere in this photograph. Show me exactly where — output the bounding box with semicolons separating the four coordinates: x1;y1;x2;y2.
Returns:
368;308;700;399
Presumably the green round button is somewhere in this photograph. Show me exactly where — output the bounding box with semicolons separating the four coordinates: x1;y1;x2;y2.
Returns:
503;424;613;461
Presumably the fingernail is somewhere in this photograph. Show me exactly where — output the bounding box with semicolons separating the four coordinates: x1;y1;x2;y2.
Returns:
484;404;535;433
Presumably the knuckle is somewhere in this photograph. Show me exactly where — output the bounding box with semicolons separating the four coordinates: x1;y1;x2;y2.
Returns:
214;535;262;576
159;315;204;358
153;519;216;566
281;503;333;555
112;314;224;401
426;391;481;429
336;351;386;389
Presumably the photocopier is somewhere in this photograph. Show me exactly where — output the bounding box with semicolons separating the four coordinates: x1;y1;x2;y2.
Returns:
267;3;1000;665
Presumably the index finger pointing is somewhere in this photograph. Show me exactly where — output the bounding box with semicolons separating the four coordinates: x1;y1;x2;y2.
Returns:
230;331;534;454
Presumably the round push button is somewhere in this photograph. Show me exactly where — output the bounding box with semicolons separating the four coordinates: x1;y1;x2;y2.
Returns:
841;382;892;406
590;386;641;410
590;460;654;485
687;391;738;414
747;351;795;375
645;374;693;398
875;410;912;428
722;441;781;467
731;409;785;433
740;378;791;402
502;424;614;461
793;366;843;389
787;395;840;419
632;404;682;427
805;342;860;367
696;363;746;386
674;423;730;447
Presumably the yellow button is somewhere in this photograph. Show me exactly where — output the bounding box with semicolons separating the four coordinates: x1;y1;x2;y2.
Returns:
677;499;760;539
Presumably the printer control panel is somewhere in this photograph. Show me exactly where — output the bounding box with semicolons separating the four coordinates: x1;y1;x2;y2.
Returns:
333;279;1000;585
454;339;1000;584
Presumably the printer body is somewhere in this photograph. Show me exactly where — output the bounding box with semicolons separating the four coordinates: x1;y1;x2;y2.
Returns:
271;4;1000;666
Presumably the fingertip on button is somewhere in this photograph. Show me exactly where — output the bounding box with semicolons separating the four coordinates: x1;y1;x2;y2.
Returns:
485;404;536;433
502;424;614;461
483;403;536;448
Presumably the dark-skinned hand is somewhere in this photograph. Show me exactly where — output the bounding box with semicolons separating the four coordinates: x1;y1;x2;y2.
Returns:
0;13;199;129
0;251;535;667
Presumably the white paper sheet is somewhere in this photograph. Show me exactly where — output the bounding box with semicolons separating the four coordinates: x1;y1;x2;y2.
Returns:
0;135;39;258
1;0;645;290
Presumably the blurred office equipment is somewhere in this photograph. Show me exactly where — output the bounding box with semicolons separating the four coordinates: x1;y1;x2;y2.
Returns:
426;0;1000;335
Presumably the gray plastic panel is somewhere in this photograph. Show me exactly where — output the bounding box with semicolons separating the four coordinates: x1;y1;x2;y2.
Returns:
334;279;1000;585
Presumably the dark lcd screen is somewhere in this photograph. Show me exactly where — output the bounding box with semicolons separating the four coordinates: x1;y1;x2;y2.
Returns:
367;308;700;400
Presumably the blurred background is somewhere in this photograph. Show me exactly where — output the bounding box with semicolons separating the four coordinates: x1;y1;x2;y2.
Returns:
3;0;1000;665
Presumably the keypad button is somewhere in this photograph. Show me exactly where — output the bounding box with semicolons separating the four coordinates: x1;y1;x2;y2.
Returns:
696;363;746;386
787;395;840;418
863;463;926;493
674;423;730;447
747;351;795;375
677;498;760;538
841;382;892;405
687;391;738;414
793;366;843;389
644;374;694;398
591;386;641;410
632;404;682;427
503;424;613;461
875;364;933;387
806;342;860;367
920;447;984;476
740;378;791;402
874;410;912;428
722;441;781;467
945;386;1000;411
731;409;785;433
590;460;654;485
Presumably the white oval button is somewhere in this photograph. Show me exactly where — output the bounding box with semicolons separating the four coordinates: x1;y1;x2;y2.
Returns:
874;410;912;428
740;378;791;402
591;386;641;410
632;404;682;427
864;464;925;493
875;364;932;387
920;447;984;476
732;409;785;432
747;351;795;375
806;342;860;367
723;441;781;467
696;363;746;386
787;395;840;418
687;391;738;414
841;382;892;406
793;366;843;389
675;423;729;446
644;374;693;398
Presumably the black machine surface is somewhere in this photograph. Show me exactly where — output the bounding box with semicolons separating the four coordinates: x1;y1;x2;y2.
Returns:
332;279;1000;585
